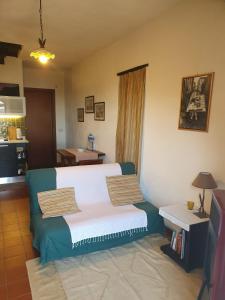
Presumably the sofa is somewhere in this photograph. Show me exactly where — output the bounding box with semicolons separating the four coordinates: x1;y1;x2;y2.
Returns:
26;162;164;264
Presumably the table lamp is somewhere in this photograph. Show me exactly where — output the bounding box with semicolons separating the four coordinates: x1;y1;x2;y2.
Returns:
192;172;217;218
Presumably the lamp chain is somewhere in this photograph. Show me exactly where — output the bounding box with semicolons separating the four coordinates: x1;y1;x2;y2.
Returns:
30;0;55;63
39;0;44;43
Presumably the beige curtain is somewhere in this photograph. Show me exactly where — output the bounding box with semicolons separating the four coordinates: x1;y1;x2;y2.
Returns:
116;67;146;172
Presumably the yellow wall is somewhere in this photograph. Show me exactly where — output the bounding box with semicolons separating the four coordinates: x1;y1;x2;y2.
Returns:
66;0;225;209
0;57;24;96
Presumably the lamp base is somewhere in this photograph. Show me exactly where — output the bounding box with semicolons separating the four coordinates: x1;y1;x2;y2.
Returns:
193;211;209;219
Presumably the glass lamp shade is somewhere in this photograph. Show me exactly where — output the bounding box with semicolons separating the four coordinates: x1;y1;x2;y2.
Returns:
192;172;217;189
30;48;55;64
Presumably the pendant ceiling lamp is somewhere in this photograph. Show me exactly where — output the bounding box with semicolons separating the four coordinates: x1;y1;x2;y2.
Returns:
30;0;55;64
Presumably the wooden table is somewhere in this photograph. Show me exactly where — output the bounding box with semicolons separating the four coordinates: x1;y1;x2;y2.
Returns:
57;149;105;167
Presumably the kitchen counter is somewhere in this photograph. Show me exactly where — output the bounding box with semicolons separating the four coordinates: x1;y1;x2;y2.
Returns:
0;139;29;144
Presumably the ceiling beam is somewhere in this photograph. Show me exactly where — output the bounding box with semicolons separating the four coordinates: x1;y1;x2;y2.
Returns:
0;41;22;64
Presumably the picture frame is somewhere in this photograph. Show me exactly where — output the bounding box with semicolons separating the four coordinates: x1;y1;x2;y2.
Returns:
94;102;105;121
178;72;214;132
85;96;94;113
77;108;84;122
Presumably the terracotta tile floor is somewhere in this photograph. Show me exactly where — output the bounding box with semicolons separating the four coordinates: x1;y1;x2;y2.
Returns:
0;183;39;299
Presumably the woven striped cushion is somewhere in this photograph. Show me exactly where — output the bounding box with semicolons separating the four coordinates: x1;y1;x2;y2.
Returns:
38;187;80;218
106;175;144;206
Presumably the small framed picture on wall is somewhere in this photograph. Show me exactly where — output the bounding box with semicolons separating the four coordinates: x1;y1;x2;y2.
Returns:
85;96;94;113
94;102;105;121
77;108;84;122
178;72;214;132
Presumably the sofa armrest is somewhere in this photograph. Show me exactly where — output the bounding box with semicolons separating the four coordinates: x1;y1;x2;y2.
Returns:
26;168;56;214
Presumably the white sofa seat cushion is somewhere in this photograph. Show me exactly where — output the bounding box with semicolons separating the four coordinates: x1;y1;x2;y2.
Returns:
64;203;147;246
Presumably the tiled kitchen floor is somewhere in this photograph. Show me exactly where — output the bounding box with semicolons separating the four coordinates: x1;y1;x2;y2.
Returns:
0;183;38;299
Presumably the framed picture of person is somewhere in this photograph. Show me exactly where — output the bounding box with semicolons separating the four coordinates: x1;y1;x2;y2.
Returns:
178;72;214;131
77;108;84;122
85;96;94;113
94;102;105;121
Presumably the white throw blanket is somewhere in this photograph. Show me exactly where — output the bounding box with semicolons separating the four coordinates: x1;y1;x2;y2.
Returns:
56;163;147;246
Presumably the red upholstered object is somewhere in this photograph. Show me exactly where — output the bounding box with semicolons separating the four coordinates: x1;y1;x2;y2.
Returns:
210;190;225;300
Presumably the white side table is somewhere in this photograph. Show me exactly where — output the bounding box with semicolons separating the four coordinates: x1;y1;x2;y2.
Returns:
159;204;209;272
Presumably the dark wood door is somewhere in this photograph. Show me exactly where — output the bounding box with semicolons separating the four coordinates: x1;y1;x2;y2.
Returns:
24;88;56;169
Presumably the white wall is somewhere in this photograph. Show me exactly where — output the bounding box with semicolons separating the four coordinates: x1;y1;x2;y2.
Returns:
23;67;66;148
66;0;225;210
0;57;24;96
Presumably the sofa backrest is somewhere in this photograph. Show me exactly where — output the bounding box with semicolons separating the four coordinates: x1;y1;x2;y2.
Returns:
26;162;136;215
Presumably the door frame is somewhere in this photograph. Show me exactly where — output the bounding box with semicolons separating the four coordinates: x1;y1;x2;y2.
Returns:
24;87;57;167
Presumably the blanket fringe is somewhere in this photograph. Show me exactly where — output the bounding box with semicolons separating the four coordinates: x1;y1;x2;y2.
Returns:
72;226;148;248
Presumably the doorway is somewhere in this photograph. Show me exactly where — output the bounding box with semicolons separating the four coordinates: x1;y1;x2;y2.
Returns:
24;87;56;169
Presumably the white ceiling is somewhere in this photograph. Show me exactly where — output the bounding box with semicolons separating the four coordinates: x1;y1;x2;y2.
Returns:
0;0;179;69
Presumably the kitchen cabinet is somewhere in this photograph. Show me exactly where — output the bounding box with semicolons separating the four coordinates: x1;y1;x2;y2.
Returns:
0;142;28;178
0;143;17;177
0;96;26;117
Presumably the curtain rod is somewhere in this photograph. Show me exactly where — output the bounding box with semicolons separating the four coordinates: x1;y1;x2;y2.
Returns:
117;63;149;76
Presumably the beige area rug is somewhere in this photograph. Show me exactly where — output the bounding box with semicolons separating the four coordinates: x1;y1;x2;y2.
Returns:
26;235;202;300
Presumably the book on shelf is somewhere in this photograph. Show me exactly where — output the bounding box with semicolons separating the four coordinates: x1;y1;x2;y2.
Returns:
170;231;176;249
176;232;182;256
181;229;185;260
170;229;185;259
